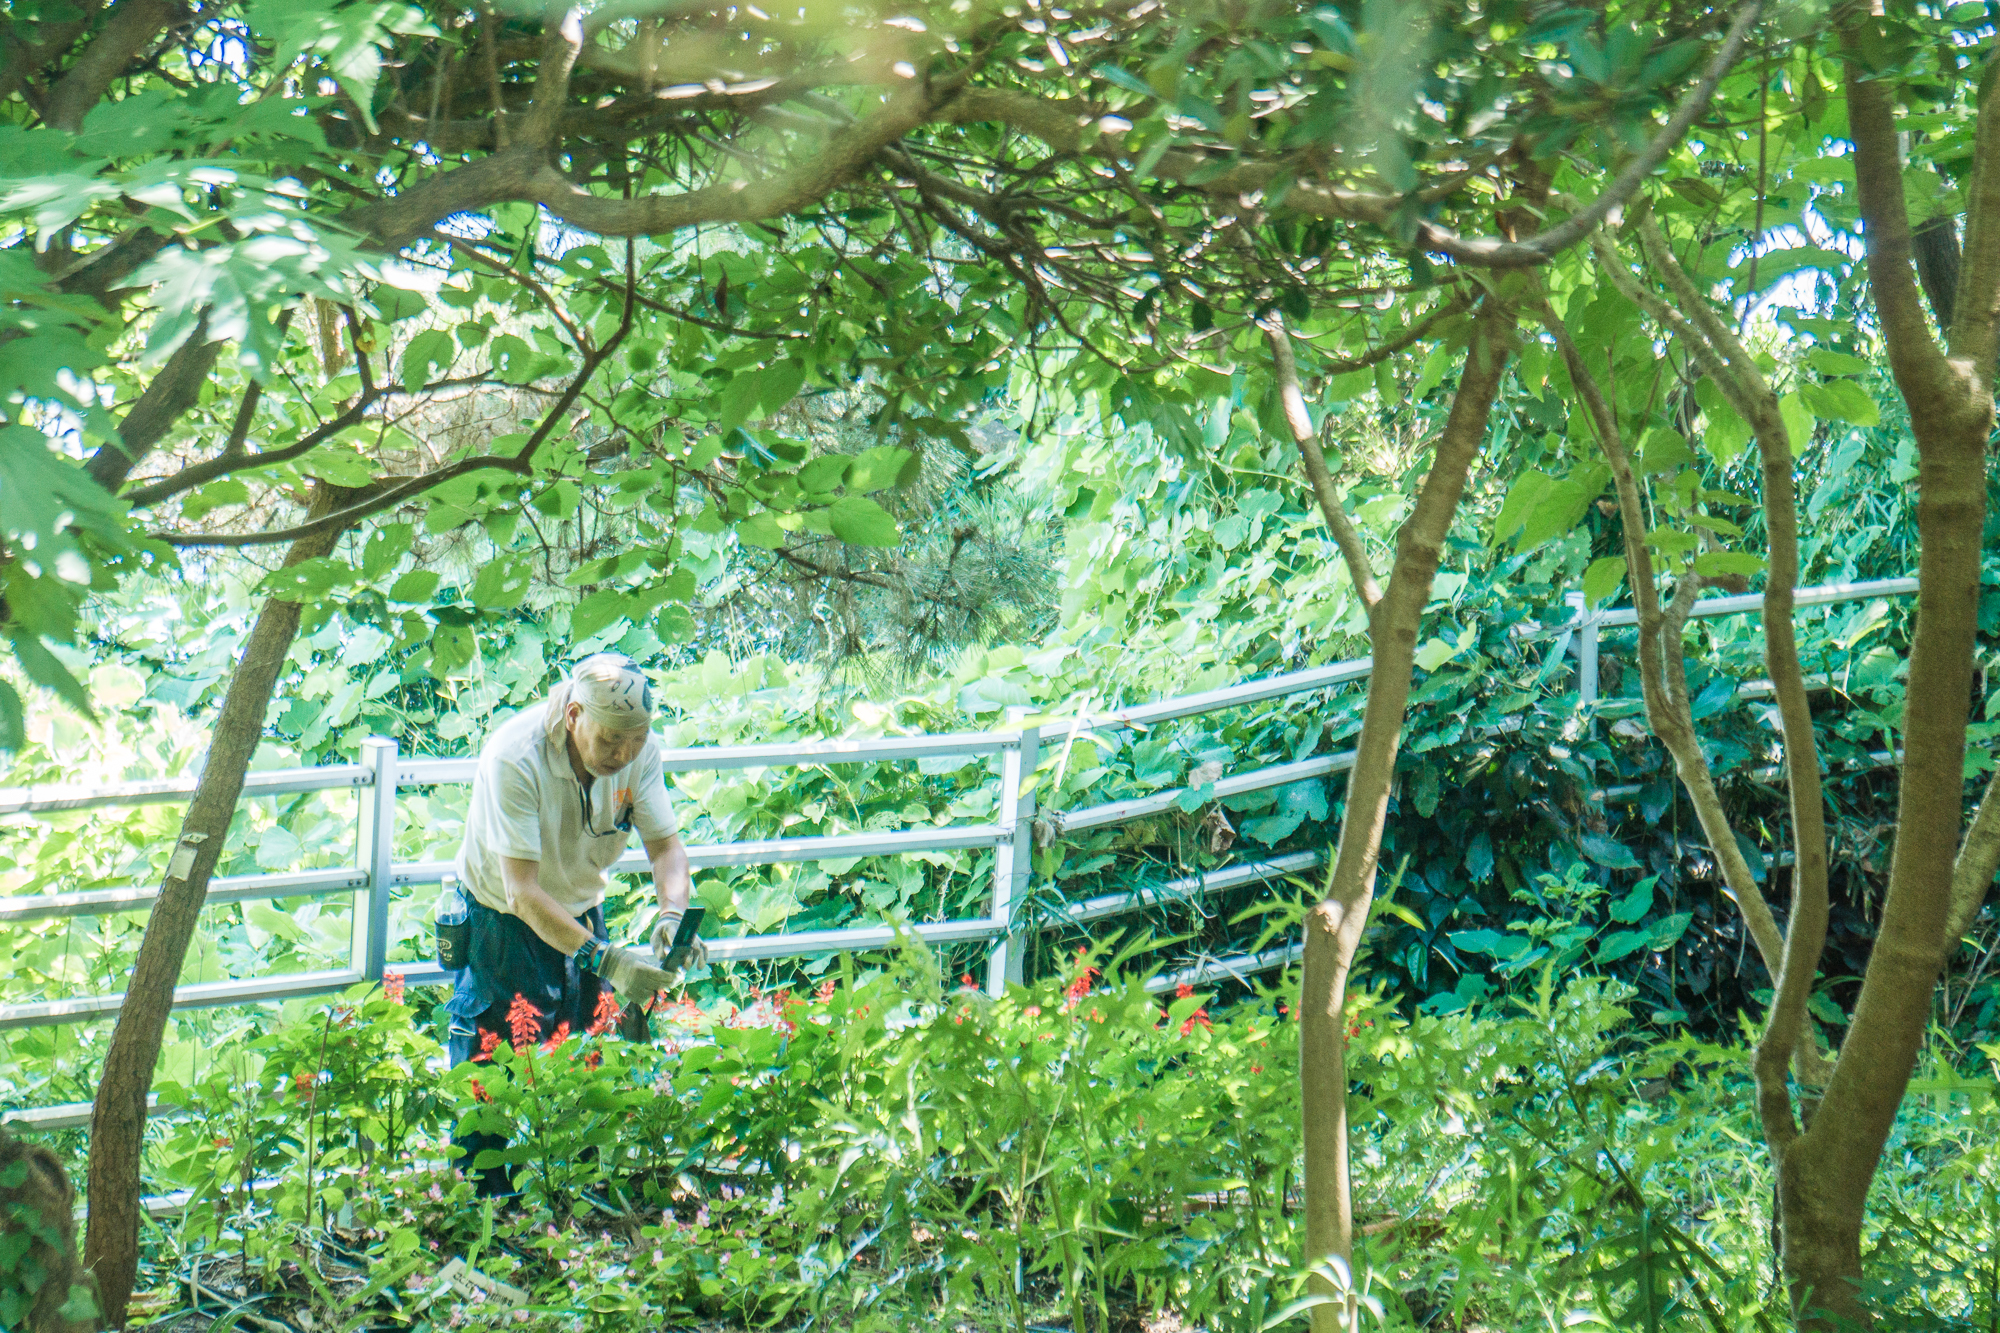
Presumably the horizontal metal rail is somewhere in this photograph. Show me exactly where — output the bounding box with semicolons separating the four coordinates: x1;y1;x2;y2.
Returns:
1053;753;1355;833
0;764;372;819
397;731;1023;788
1146;941;1305;995
0;868;368;926
1059;658;1374;737
1061;853;1322;925
0;969;362;1031
3;1095;180;1134
1593;576;1919;629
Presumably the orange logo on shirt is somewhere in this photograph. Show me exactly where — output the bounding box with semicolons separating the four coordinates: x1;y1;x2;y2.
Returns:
613;788;631;807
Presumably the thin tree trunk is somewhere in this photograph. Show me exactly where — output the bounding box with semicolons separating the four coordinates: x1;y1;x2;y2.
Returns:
1297;297;1513;1330
83;499;351;1327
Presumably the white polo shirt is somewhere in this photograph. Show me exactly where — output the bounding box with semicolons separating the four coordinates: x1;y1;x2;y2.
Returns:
456;705;680;917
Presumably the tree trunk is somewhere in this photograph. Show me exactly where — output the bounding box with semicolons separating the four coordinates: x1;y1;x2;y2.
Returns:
82;508;349;1327
1299;297;1513;1330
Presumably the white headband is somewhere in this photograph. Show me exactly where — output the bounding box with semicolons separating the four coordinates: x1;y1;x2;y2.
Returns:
547;653;655;736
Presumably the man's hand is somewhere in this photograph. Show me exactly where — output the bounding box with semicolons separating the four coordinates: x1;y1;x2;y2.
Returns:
651;914;710;970
596;945;676;1002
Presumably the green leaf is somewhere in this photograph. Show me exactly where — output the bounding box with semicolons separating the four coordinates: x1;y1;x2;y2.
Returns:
827;495;900;547
571;588;634;640
429;622;476;672
1779;392;1814;455
387;570;440;603
1799;378;1879;427
760;360;806;415
1582;556;1626;606
1595;930;1651;963
736;512;787;549
1610;875;1657;924
1648;911;1694;950
300;446;375;487
847;446;920;493
799;454;852;493
1693;550;1764;578
1578;831;1640;870
1807;348;1870;376
469;558;530;609
401;328;454;392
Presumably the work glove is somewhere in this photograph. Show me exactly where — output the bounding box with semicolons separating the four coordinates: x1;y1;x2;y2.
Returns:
651;913;710;971
595;944;676;1003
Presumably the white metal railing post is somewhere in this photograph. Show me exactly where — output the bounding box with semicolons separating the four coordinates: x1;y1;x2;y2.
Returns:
357;737;399;982
986;708;1039;995
1566;591;1600;706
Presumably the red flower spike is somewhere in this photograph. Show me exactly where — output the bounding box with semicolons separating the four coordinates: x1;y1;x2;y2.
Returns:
506;993;544;1051
383;972;406;1005
1175;982;1194;1000
470;1077;491;1104
475;1028;501;1062
589;989;622;1036
541;1021;571;1054
814;978;837;1002
960;973;974;988
583;1051;602;1070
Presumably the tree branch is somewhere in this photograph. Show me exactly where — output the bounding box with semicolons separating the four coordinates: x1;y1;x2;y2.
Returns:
41;0;181;131
1948;767;2000;943
85;322;220;491
520;3;585;148
1260;314;1380;609
152;245;638;547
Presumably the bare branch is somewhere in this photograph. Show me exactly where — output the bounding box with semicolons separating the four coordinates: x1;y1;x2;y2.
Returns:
1948;768;2000;942
1260;314;1380;609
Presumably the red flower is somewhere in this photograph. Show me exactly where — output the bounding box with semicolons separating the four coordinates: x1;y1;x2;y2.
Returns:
814;978;837;1002
1022;1004;1041;1019
1175;982;1194;1000
292;1070;317;1100
584;1051;602;1070
1061;963;1098;1012
541;1021;572;1054
1251;1064;1263;1074
383;972;406;1005
470;1078;491;1103
475;1028;501;1062
506;993;543;1052
1180;1008;1211;1037
589;989;622;1037
960;973;975;988
1088;1007;1104;1023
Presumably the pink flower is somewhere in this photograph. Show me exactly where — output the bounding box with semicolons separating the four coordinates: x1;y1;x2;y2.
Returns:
383;972;406;1004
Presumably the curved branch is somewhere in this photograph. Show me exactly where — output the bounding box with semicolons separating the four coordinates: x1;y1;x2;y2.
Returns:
358;79;932;248
153;246;638;547
1260;314;1380;609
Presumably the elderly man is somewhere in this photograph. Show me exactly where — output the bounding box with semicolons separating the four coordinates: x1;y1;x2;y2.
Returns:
444;652;702;1193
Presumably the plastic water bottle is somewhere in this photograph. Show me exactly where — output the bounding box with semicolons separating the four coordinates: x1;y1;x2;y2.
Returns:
435;873;470;970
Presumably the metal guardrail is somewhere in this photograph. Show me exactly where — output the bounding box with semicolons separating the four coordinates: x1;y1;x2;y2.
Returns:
0;573;1922;1043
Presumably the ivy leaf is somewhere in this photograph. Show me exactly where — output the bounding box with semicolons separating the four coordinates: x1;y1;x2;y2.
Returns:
827;496;900;547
